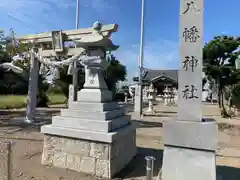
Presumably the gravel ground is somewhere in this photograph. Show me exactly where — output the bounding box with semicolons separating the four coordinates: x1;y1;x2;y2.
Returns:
0;102;239;180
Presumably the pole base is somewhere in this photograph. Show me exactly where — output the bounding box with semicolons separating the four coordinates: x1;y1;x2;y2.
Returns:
24;117;34;124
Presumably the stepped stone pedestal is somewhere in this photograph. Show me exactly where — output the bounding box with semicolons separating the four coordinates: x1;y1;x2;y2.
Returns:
41;21;136;178
41;84;137;178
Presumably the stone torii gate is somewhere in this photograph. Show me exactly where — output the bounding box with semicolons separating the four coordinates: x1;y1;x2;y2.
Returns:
15;22;118;123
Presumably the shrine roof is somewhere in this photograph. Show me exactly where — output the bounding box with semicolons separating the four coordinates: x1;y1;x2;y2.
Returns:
142;69;178;82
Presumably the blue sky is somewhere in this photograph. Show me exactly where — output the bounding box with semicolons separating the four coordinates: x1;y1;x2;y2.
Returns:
0;0;239;80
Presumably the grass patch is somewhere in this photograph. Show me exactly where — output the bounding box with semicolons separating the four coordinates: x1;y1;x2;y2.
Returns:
0;94;66;109
48;94;66;105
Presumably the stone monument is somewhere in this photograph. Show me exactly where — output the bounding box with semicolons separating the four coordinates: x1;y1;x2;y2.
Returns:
134;85;141;112
161;1;218;180
40;21;137;179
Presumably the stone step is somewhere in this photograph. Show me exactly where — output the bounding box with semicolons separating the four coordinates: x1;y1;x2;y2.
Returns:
41;123;135;143
68;101;119;111
60;108;124;120
52;115;130;133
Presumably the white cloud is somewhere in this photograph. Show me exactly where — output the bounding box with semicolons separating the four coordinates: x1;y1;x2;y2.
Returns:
115;39;179;80
81;0;115;12
0;0;113;32
0;0;75;31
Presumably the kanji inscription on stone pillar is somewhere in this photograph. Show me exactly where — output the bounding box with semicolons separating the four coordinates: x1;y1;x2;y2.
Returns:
178;0;204;122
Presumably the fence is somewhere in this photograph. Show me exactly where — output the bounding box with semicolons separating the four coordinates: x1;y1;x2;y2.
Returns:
0;141;13;180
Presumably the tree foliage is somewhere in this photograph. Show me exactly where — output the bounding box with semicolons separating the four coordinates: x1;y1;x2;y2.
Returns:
0;29;127;104
0;30;11;63
105;55;127;88
203;35;240;117
104;55;127;100
0;29;50;106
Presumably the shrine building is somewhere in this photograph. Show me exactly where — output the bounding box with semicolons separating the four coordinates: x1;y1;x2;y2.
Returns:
137;69;178;95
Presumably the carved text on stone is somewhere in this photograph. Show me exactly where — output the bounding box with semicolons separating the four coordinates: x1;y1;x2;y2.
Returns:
182;1;200;15
182;85;199;100
182;26;200;43
182;56;198;72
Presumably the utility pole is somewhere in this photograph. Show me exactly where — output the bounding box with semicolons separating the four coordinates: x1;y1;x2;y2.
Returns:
76;0;80;29
9;28;17;56
10;28;16;46
72;0;80;101
139;0;145;116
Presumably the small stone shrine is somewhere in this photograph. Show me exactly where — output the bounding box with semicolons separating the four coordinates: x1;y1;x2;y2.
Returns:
41;21;137;178
161;1;218;180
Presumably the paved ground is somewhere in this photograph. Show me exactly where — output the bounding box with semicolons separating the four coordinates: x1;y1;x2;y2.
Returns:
0;102;240;180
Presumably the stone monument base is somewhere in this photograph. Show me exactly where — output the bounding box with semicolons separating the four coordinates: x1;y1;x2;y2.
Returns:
162;119;218;180
42;127;136;178
162;146;216;180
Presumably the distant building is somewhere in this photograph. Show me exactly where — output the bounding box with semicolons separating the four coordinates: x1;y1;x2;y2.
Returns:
133;69;178;95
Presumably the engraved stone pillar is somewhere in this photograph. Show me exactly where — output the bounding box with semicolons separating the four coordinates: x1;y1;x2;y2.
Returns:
68;84;74;107
161;1;218;180
25;49;39;123
134;85;141;112
124;92;128;103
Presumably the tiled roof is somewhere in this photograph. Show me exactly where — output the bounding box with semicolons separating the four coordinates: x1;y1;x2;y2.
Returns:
142;68;178;82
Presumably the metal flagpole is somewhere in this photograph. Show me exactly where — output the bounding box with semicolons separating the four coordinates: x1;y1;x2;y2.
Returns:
139;0;145;116
76;0;80;29
72;0;80;101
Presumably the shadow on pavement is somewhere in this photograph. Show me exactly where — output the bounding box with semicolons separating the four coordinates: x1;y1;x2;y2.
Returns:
0;110;60;133
132;120;163;128
217;165;240;180
143;113;173;117
115;149;240;180
115;147;163;179
156;110;176;114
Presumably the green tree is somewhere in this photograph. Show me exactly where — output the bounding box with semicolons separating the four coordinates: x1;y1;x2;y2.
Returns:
0;29;50;107
0;30;11;63
104;55;127;100
0;30;23;93
203;35;240;117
